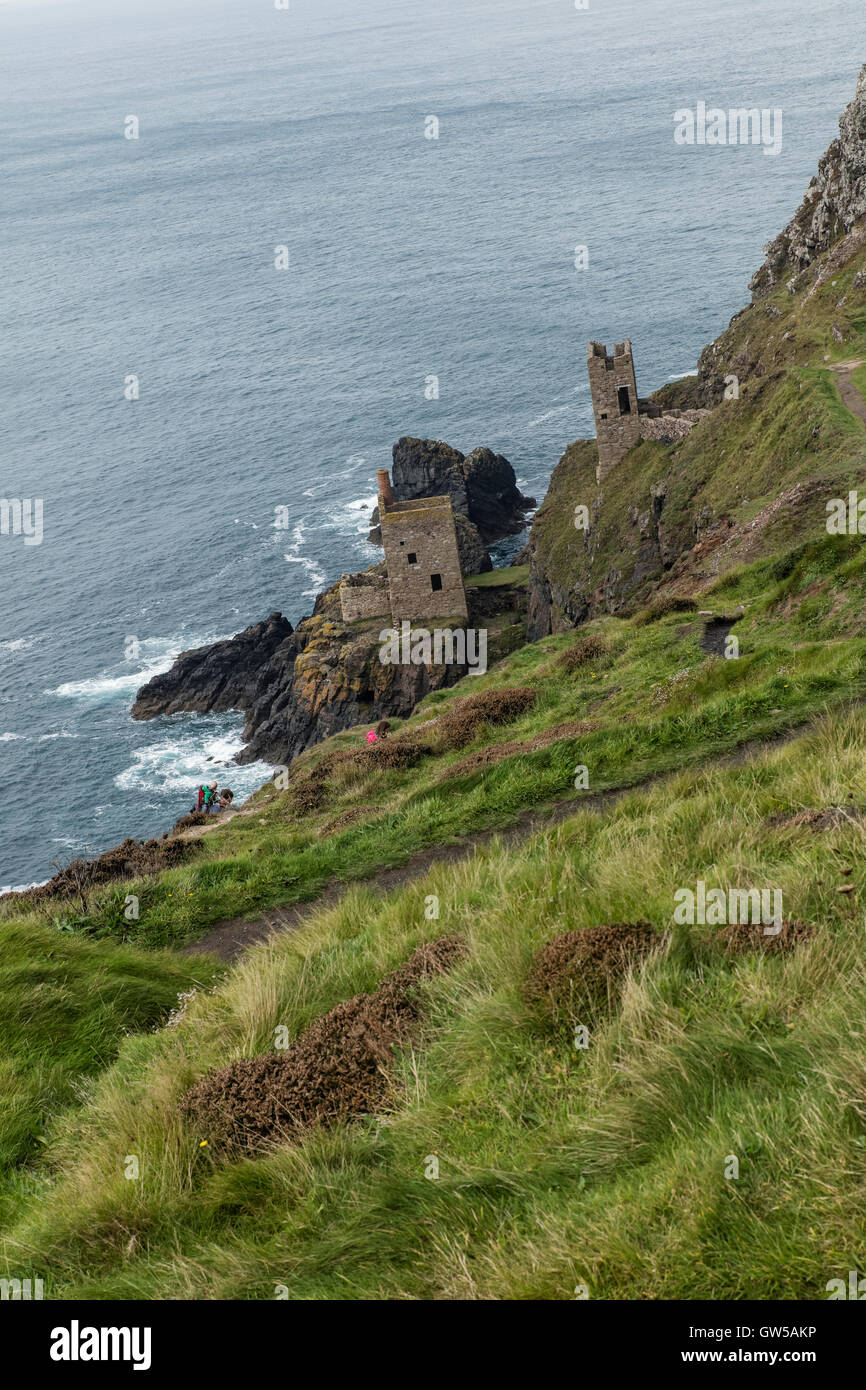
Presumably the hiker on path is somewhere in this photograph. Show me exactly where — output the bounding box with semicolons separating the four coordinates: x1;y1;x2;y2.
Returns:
366;729;378;745
214;789;234;813
204;780;219;812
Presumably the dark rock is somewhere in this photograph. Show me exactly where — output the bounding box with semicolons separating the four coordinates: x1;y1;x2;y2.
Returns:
234;580;475;765
393;437;468;512
462;446;536;539
369;437;534;545
751;65;866;296
454;514;492;575
131;613;293;721
132;566;529;769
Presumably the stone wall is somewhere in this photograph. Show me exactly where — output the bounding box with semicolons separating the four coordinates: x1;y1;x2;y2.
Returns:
639;408;711;444
381;496;468;621
587;340;642;483
339;575;391;623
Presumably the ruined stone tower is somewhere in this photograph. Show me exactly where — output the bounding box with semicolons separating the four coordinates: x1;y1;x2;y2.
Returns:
587;340;641;483
377;469;468;622
339;470;468;624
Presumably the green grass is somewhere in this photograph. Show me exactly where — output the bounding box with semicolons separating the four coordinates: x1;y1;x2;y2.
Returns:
0;921;219;1230
5;538;865;952
3;705;866;1299
5;217;866;1301
465;564;529;588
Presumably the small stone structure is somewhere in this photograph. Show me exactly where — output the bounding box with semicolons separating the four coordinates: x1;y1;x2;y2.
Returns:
588;340;708;482
587;340;642;483
339;469;468;624
338;571;390;623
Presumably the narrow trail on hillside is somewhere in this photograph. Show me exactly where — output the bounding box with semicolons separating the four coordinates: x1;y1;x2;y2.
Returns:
830;359;866;426
182;709;837;961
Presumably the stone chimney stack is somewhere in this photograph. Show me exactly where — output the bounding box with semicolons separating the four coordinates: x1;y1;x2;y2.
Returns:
377;468;394;510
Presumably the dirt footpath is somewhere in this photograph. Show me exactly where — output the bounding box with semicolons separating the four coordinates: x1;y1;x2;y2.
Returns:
830;359;866;427
182;715;827;961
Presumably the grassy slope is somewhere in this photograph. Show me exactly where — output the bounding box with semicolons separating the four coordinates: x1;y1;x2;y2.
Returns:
4;225;866;1303
4;706;866;1299
4;540;865;952
530;230;866;622
2;531;866;1297
0;924;219;1227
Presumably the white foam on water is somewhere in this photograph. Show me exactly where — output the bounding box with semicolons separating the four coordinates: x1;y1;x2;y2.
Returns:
313;491;380;565
114;720;271;799
527;404;572;427
321;494;377;536
0;732;26;742
38;729;77;741
0;878;50;898
299;460;369;507
282;520;329;596
0;637;37;652
47;632;227;702
51;834;91;853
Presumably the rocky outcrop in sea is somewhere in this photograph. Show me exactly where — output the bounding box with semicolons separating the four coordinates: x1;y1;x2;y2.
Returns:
132;435;534;765
131;612;293;722
133;559;527;768
367;436;535;566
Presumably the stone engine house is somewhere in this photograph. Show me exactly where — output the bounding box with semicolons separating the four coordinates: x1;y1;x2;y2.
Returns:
587;339;709;482
339;469;468;624
587;339;642;483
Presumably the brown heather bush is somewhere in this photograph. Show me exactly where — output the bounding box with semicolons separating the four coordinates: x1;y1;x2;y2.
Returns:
180;934;467;1153
526;922;660;1024
634;595;697;625
11;836;193;907
715;919;816;956
353;738;431;772
558;633;607;672
436;686;537;751
173;811;211;832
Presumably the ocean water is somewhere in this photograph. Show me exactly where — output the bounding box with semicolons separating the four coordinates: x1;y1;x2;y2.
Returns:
1;0;862;889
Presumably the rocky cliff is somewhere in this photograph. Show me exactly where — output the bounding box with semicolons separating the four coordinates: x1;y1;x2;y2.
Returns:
526;64;866;638
751;64;866;297
368;437;535;557
133;572;527;767
131;613;293;721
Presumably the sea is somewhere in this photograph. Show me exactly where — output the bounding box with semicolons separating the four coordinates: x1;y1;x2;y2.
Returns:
1;0;862;890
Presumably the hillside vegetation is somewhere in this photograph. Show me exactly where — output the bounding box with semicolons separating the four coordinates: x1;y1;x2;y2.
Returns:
528;217;866;632
3;702;866;1298
5;80;866;1301
3;528;866;1297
